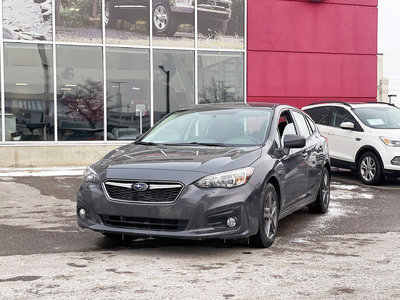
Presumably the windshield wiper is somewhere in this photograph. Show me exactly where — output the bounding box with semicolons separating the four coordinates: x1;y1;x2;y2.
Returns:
136;141;162;146
164;142;228;147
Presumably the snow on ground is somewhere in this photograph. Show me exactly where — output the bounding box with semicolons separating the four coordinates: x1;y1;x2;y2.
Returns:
0;167;84;177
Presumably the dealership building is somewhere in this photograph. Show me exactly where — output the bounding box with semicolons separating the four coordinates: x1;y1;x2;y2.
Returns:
0;0;378;167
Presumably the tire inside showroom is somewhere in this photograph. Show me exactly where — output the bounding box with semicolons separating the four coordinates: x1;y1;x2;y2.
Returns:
358;151;384;185
152;0;177;36
250;183;279;248
308;167;330;213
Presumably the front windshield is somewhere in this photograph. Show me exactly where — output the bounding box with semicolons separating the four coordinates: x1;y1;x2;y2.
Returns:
353;106;400;129
140;108;273;146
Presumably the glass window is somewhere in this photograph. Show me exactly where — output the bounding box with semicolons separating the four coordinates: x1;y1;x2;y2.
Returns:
153;50;194;123
305;116;316;133
142;108;272;146
353;106;400;129
278;111;296;146
106;47;150;140
292;111;311;138
3;0;52;41
4;43;54;141
105;0;149;46
152;0;194;47
331;107;357;128
57;45;103;141
197;0;244;49
56;0;102;43
198;51;243;103
305;107;332;126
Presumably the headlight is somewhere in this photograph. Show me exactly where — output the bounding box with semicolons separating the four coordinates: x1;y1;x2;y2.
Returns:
83;166;100;183
195;167;254;188
380;137;400;147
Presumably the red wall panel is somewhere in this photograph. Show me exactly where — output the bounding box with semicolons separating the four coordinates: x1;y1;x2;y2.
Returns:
247;0;378;108
248;51;377;98
248;0;377;54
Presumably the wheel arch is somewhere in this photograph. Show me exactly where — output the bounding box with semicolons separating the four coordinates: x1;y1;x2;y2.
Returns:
355;146;384;169
266;175;281;211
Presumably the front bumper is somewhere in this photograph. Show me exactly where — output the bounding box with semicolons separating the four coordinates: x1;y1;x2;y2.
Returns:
77;181;260;240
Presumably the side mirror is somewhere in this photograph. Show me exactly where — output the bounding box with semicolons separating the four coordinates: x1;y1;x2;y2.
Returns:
283;134;306;149
340;122;355;130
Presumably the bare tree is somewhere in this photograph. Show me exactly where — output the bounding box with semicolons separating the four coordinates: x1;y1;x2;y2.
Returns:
59;80;103;128
198;77;235;103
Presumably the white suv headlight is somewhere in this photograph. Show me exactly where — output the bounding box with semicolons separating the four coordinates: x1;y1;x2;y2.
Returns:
380;137;400;147
83;166;100;183
195;167;254;188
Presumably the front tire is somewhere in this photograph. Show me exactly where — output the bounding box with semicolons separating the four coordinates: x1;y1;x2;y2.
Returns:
358;151;383;185
308;167;330;213
250;183;279;248
152;0;177;36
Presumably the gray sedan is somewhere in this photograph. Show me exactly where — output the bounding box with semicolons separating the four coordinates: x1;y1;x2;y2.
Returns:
77;103;330;248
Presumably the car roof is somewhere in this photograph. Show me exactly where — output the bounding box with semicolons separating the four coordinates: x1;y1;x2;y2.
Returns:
302;101;397;110
176;102;288;111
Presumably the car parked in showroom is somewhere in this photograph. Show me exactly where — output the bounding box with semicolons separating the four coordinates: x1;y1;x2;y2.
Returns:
303;101;400;185
105;0;232;37
77;103;330;248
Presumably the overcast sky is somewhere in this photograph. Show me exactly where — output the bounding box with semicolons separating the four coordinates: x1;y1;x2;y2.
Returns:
378;0;400;105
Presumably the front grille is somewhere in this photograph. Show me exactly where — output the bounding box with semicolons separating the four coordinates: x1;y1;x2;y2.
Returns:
103;180;183;203
102;215;188;231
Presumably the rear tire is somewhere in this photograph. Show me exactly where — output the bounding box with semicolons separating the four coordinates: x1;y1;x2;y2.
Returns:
358;151;383;185
308;167;330;213
250;183;279;248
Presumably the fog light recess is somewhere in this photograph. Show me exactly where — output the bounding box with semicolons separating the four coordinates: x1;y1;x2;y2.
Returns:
226;217;237;228
79;208;86;218
391;157;400;166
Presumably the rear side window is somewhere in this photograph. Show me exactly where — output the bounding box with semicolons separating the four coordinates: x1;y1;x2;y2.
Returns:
304;107;332;126
292;111;311;138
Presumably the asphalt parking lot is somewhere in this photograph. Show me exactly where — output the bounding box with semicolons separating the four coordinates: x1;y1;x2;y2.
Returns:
1;169;400;299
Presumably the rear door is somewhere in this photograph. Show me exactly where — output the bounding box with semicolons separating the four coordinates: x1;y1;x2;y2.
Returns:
329;107;362;162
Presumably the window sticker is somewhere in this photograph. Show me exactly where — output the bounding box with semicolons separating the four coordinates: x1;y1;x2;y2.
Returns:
367;119;385;126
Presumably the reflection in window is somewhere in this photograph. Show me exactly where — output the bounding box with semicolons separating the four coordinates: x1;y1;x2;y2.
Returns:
197;0;244;49
4;43;54;141
57;45;103;141
153;50;194;123
55;0;102;43
198;51;243;104
106;48;150;140
3;0;53;41
152;1;194;48
105;1;149;46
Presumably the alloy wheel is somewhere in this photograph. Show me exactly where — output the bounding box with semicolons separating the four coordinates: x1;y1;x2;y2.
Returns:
322;169;330;207
154;5;168;31
263;191;278;240
360;156;376;182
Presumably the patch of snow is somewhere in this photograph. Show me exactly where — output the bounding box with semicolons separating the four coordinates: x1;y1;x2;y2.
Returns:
0;167;84;177
331;184;359;190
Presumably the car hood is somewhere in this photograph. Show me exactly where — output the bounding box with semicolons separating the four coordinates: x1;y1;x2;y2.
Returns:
94;144;262;176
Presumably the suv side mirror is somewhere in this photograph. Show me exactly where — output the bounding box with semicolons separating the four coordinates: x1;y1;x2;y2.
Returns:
283;134;306;149
340;122;355;130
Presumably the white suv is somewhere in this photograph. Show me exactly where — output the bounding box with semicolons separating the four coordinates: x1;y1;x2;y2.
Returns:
302;102;400;185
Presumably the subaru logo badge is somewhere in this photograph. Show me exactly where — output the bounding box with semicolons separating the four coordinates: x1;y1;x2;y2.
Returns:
132;182;149;192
